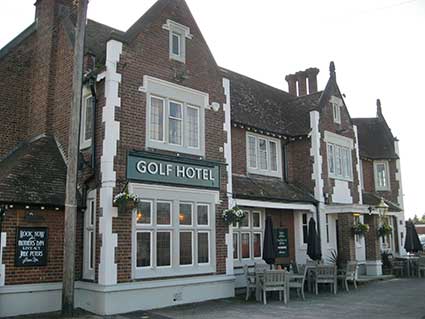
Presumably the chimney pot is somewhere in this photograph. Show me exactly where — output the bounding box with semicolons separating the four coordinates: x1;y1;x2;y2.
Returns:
306;67;320;94
285;74;297;96
295;71;307;96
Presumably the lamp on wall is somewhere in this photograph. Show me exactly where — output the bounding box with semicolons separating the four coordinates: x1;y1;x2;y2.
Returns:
376;197;389;218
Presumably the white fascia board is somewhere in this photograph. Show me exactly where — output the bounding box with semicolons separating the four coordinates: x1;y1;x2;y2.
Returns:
324;204;370;214
235;199;316;212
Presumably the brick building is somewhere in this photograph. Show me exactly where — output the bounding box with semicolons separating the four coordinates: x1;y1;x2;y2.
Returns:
0;0;406;316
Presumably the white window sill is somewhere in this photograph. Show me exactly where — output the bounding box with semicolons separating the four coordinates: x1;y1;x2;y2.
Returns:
330;175;353;183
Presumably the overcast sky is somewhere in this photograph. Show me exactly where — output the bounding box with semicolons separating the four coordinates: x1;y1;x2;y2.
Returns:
1;0;424;219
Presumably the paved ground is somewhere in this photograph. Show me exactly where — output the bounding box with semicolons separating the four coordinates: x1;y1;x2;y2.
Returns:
7;278;425;319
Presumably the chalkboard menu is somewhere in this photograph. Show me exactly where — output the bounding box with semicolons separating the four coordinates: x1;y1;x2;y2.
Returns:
274;228;289;258
15;227;48;267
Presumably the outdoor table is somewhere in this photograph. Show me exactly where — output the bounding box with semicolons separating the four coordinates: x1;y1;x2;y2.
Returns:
305;266;317;293
398;256;419;277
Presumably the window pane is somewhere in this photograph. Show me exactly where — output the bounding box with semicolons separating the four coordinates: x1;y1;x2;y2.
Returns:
157;202;171;225
180;232;192;265
89;231;94;269
89;200;95;226
253;233;261;258
252;212;260;228
341;147;347;177
137;201;151;224
85;97;93;141
258;139;268;170
335;146;342;176
187;106;199;148
157;232;171;267
197;204;209;225
172;32;180;55
179;203;192;225
303;225;308;244
198;232;209;264
377;164;387;187
241;233;250;258
248;136;257;168
240;211;249;227
136;232;151;267
169;101;182;118
150;97;164;141
269;141;278;171
233;233;238;259
328;144;334;174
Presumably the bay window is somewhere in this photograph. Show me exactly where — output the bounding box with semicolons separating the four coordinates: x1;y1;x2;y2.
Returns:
131;184;216;279
246;133;282;177
143;76;207;156
327;143;352;180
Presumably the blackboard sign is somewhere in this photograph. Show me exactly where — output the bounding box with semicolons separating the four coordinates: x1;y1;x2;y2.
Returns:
274;228;289;258
15;227;48;267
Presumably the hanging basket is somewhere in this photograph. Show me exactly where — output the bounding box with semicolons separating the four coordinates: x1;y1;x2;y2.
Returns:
222;206;246;226
377;224;393;237
352;223;370;237
113;191;140;214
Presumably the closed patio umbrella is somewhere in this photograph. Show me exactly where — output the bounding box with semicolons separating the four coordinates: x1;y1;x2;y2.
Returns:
263;216;277;266
307;217;322;261
404;221;423;253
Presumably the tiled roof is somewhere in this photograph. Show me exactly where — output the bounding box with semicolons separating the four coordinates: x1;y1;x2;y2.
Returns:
222;68;322;136
362;192;402;212
352;117;398;159
0;136;76;207
85;19;125;65
233;175;317;204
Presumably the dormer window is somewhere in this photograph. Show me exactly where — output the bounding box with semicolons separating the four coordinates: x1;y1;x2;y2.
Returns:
163;19;193;63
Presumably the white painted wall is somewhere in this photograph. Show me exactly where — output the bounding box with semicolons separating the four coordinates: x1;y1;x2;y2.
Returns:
353;125;363;204
323;213;338;263
332;180;353;204
309;111;323;203
98;39;122;286
394;140;406;255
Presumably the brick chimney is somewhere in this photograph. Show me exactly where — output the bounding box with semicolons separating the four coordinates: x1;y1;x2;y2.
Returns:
29;0;75;138
285;67;320;96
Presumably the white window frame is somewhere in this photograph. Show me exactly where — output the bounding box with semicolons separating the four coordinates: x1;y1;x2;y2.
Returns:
149;96;166;142
131;183;217;279
163;19;193;63
330;96;343;124
135;230;153;269
246;132;282;178
80;91;94;150
233;208;265;266
83;190;96;280
142;76;207;157
324;131;354;181
374;161;391;191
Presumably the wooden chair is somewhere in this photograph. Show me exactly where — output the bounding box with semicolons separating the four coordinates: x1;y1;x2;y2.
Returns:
315;265;337;295
255;262;270;273
391;260;405;277
243;264;256;301
288;264;308;300
417;257;425;278
337;261;357;292
259;270;288;305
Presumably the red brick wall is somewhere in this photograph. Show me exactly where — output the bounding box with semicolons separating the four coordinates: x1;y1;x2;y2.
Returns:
286;139;314;193
0;34;34;158
2;209;83;285
337;214;356;263
107;1;228;282
231;127;247;176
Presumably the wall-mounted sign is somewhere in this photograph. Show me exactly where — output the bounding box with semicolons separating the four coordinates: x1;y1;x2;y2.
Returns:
127;152;220;189
15;227;48;267
274;228;289;258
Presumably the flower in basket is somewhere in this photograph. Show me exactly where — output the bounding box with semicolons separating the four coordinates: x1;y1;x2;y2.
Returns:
352;223;370;236
222;206;246;226
377;223;393;237
113;191;140;212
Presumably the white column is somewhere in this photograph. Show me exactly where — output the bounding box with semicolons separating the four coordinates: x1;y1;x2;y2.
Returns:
394;140;406;255
98;39;122;286
223;78;234;276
